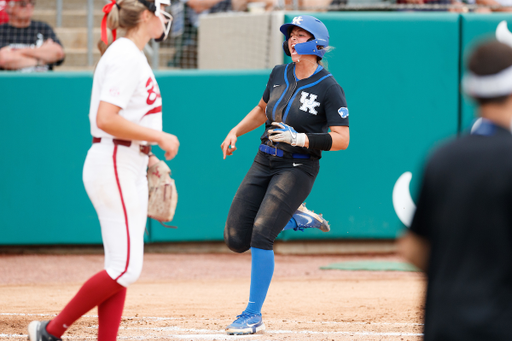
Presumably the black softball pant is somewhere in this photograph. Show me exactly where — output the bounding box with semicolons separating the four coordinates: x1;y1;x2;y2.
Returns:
224;150;320;252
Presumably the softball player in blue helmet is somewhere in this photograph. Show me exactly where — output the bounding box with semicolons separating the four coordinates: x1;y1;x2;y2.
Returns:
220;15;350;335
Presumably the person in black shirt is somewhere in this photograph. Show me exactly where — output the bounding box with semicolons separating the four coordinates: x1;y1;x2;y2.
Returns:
220;15;350;335
0;0;64;71
399;40;512;341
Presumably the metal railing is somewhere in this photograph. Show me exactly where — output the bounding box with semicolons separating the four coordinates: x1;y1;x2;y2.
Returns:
56;0;62;27
88;0;94;67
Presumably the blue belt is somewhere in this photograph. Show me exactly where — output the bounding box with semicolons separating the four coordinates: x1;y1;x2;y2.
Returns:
259;144;310;159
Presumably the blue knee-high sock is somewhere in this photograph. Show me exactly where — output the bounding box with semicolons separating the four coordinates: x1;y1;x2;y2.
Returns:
281;218;297;231
244;247;275;315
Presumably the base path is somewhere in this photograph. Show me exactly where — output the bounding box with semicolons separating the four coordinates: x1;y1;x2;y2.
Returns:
0;253;426;340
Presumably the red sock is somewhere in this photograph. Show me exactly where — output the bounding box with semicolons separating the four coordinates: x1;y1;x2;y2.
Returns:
46;270;124;338
98;287;127;341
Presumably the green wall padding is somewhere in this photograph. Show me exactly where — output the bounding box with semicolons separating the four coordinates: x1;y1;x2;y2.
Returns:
3;12;501;245
280;12;460;241
0;73;100;244
148;70;270;243
0;70;271;245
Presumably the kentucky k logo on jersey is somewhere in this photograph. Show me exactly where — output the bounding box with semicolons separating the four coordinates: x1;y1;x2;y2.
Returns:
299;91;320;115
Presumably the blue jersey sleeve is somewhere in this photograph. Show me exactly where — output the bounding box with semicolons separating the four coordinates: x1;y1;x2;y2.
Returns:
324;83;349;127
262;66;278;103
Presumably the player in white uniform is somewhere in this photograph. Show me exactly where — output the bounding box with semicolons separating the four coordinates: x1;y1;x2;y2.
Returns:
27;1;177;340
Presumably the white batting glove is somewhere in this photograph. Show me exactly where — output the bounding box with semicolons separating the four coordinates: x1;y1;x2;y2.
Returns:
268;122;306;147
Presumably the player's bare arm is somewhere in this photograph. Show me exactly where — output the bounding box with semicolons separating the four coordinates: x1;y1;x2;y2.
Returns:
19;39;65;65
97;101;179;160
187;0;225;12
327;125;349;151
221;98;267;159
0;47;38;69
397;231;430;272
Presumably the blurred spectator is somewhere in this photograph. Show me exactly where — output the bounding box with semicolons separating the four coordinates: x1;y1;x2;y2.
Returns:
0;0;64;72
299;0;331;9
232;0;274;11
466;0;512;12
395;0;458;11
0;1;8;24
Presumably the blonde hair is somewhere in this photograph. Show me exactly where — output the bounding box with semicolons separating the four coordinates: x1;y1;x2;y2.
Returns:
108;0;149;31
318;45;334;70
98;0;152;54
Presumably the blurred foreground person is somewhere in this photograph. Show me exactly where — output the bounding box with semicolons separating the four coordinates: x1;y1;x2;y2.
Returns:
399;40;512;341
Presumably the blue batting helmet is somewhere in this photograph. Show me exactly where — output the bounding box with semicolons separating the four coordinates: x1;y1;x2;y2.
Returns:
280;15;330;59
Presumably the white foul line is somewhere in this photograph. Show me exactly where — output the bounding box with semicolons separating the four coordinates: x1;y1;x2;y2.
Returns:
2;312;423;339
0;313;422;326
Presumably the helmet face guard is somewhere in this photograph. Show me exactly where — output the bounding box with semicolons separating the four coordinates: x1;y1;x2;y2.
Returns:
139;0;172;42
283;39;326;59
280;15;329;59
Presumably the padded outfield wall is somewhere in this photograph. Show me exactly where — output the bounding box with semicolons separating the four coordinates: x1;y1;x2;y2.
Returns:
0;12;500;245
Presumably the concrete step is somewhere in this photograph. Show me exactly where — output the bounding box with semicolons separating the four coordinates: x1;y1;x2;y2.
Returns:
32;9;104;28
54;65;181;72
35;0;106;11
155;47;176;67
54;65;95;72
64;47;101;66
54;27;101;49
62;47;176;68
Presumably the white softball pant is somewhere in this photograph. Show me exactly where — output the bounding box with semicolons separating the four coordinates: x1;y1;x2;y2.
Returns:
83;139;149;287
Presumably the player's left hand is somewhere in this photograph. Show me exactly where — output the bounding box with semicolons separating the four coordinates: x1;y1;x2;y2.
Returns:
268;122;306;147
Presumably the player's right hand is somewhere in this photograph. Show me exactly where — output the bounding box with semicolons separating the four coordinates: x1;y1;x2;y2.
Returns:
221;131;237;159
159;133;179;160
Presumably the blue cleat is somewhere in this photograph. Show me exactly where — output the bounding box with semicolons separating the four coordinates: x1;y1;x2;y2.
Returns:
225;312;265;335
293;203;330;232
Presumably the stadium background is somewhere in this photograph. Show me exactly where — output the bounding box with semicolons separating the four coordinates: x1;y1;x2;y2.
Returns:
0;10;509;246
1;5;511;341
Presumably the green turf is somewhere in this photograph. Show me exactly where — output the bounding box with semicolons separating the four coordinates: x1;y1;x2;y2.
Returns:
320;261;420;272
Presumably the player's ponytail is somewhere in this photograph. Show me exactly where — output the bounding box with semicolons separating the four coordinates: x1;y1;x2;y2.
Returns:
111;0;148;31
98;0;151;55
318;46;334;70
106;2;121;32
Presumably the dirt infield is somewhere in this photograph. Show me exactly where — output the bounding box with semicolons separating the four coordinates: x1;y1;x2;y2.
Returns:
0;253;425;340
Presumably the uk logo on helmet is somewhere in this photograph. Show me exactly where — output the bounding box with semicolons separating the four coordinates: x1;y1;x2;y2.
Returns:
292;16;303;25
